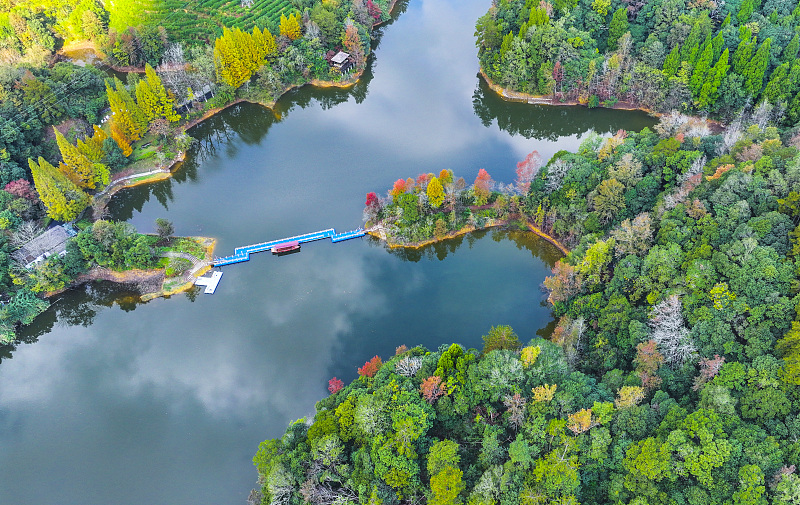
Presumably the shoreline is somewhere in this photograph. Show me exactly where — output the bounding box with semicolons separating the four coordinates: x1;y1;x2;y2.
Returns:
368;218;570;255
44;236;216;301
478;68;726;132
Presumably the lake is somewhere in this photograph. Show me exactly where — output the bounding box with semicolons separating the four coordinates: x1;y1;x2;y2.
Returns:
0;1;655;504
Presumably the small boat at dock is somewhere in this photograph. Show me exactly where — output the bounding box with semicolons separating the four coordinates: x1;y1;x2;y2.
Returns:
271;241;300;254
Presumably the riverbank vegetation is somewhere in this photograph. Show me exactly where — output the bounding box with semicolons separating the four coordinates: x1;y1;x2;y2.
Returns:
475;0;800;119
0;216;210;342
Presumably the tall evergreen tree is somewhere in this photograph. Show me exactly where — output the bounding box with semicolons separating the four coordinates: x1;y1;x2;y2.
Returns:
744;38;771;97
607;8;628;51
663;45;680;77
762;63;790;104
696;48;729;110
733;30;756;75
29;157;89;222
711;32;724;61
690;42;713;97
783;34;800;63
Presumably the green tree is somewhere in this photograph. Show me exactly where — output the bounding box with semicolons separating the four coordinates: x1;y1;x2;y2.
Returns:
593;178;626;223
762;63;790;104
430;466;464;505
690;42;713;97
663;45;680;78
743;38;770;97
481;325;521;354
607;8;628;52
730;465;768;505
782;33;800;63
696;49;729;110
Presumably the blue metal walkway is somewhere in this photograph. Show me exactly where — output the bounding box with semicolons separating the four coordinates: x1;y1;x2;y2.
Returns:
212;228;365;267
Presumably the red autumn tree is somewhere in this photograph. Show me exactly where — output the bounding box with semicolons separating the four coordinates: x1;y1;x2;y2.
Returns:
420;376;446;403
473;168;492;205
515;150;542;195
357;355;383;377
5;179;39;202
416;173;431;188
367;0;382;21
365;192;379;208
328;377;344;394
634;340;664;390
389;179;407;201
693;354;725;391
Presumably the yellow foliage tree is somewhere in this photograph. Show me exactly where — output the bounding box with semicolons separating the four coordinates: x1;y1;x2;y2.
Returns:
53;127;101;189
532;384;557;403
214;27;250;88
615;386;645;408
280;12;302;40
110;122;133;157
29;157;89;222
106;77;146;141
427;176;445;208
521;346;541;367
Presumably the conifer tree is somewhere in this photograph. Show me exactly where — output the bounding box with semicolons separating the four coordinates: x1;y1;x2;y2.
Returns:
690;42;713;97
77;126;106;163
106;78;146;141
696;49;729;110
762;63;790;104
280;13;301;40
733;31;755;74
680;20;705;63
143;64;180;122
427;176;445;208
53;127;100;189
135;79;159;122
607;8;628;52
711;32;724;61
110;122;133;157
662;45;680;78
737;0;758;23
253;27;277;60
744;38;771;97
214;28;249;88
783;34;800;63
29;157;89;222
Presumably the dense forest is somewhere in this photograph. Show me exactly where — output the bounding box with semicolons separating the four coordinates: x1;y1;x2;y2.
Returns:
0;0;394;340
255;106;800;504
253;0;800;499
475;0;800;119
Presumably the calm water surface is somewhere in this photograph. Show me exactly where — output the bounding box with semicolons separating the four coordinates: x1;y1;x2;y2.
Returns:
0;1;654;504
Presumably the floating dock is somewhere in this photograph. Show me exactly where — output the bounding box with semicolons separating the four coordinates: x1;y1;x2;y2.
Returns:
212;227;365;267
194;271;223;294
